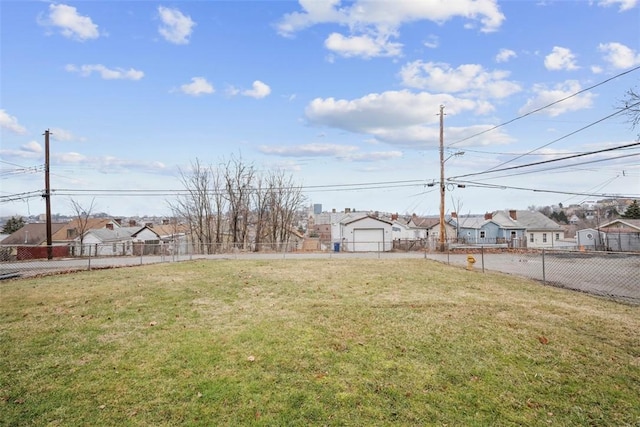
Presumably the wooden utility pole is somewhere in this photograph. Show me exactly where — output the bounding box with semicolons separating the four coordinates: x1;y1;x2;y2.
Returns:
44;129;53;259
438;105;446;252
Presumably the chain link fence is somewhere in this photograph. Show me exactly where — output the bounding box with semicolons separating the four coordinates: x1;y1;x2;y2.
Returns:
425;247;639;305
1;242;638;305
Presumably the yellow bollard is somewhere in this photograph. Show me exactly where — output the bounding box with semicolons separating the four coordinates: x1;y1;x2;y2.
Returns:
466;254;476;270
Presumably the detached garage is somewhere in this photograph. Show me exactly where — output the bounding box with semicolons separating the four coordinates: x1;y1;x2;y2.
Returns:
340;216;393;252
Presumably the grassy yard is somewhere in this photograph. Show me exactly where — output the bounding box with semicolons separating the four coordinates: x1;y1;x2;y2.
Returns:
1;259;638;426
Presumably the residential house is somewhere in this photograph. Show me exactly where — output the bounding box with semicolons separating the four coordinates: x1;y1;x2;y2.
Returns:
492;210;565;249
76;225;160;257
599;219;640;252
51;218;121;245
452;213;506;246
339;215;393;252
0;222;68;260
146;221;189;255
407;214;456;249
452;210;564;248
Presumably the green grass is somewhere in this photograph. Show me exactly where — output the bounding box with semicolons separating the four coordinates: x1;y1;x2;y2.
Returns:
1;259;638;426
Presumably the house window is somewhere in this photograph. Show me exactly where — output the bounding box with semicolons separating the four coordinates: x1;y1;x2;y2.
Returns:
530;233;534;243
542;233;547;243
480;231;486;238
555;233;560;241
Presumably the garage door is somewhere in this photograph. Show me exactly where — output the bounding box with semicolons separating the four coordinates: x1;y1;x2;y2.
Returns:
353;228;384;252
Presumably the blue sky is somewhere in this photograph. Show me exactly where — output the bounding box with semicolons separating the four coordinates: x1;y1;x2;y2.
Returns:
1;0;639;219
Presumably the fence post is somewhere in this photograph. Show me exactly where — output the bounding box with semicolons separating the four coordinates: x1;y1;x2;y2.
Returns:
481;246;485;273
542;249;546;284
140;243;144;265
87;245;92;271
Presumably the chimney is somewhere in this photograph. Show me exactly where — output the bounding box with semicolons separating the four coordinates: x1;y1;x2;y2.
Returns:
509;210;517;220
106;223;114;230
345;208;351;213
484;212;493;220
129;220;137;227
391;213;398;221
332;208;336;213
162;219;170;225
451;212;457;218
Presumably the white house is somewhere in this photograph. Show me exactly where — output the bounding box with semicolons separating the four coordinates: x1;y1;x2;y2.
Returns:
391;221;418;240
76;225;160;256
339;215;393;252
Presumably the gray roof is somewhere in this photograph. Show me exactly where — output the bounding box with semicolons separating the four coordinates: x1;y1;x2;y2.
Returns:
452;210;562;231
83;227;136;242
492;210;563;231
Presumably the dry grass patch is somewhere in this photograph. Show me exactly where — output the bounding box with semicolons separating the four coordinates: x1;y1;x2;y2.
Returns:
1;258;638;426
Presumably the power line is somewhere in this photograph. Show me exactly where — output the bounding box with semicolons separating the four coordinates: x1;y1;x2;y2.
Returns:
481;101;640;173
449;180;639;199
450;141;640;180
448;64;640;147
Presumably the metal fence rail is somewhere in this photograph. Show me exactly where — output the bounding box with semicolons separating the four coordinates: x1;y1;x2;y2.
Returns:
1;243;638;305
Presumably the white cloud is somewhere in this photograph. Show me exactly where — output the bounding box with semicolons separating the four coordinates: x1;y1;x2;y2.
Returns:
324;32;402;58
65;64;144;80
242;81;272;99
496;48;516;63
0;141;43;159
306;90;487;133
544;46;579;71
373;124;513;147
277;0;504;58
39;3;99;41
278;0;505;35
303;90;510;148
158;6;196;45
258;143;402;162
423;35;439;49
598;42;640;69
180;77;214;96
0;110;27;134
597;0;638;11
350;151;403;162
519;80;595;117
49;127;84;142
399;61;521;99
21;141;43;153
259;143;358;158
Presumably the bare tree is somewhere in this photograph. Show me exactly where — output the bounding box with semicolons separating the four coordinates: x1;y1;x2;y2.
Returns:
69;197;96;255
223;155;255;249
620;87;640;138
265;169;305;250
171;155;305;253
169;159;216;254
251;173;270;252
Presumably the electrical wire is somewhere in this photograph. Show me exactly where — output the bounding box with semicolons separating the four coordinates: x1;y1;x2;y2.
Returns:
480;101;640;174
447;64;640;147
